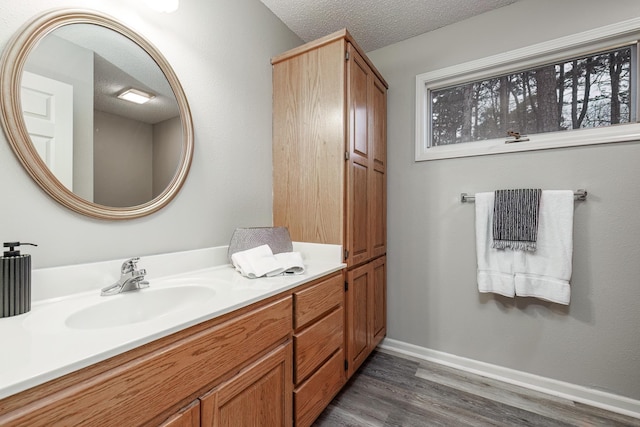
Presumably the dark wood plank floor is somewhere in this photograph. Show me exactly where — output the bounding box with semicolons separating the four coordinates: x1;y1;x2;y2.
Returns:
313;350;640;427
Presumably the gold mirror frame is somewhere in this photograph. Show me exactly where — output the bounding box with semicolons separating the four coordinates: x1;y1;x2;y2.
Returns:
0;9;194;220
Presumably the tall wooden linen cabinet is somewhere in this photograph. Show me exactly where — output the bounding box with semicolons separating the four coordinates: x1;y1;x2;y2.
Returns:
272;29;388;424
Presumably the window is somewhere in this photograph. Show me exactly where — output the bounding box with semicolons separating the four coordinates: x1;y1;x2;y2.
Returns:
431;45;634;146
415;19;640;161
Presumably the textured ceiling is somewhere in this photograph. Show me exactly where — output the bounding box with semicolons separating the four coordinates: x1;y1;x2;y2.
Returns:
260;0;521;52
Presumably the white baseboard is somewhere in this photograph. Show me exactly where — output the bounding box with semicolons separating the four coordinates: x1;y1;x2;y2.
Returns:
378;338;640;419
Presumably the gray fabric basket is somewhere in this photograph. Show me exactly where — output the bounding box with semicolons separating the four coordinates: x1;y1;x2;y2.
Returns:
227;227;293;263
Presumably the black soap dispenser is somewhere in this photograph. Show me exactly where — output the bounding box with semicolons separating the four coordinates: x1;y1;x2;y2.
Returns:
1;242;37;318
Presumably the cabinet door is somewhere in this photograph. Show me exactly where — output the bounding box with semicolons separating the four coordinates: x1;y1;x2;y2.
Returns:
158;400;200;427
370;77;387;259
371;256;387;347
346;44;371;267
200;342;292;427
345;256;387;378
345;262;371;377
346;44;387;267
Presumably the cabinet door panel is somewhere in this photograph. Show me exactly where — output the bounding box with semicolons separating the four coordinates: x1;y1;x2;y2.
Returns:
200;342;292;427
371;77;386;171
370;76;387;258
345;256;386;378
371;166;386;258
349;161;369;266
158;400;200;427
346;263;370;377
348;48;369;158
372;256;387;346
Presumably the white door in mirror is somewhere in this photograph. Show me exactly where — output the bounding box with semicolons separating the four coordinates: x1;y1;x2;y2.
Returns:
21;71;73;190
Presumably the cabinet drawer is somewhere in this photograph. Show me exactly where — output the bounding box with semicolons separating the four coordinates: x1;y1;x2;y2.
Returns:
294;273;342;329
0;297;292;427
293;348;345;427
294;306;343;384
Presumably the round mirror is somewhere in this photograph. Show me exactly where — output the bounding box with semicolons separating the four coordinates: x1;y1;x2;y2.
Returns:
0;9;193;219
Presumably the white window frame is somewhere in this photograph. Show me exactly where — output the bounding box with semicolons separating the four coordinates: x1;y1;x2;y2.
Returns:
415;18;640;161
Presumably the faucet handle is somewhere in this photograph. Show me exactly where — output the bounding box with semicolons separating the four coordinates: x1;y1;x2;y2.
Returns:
121;257;141;274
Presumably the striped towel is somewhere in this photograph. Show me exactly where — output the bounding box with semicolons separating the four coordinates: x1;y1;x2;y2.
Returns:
492;189;542;252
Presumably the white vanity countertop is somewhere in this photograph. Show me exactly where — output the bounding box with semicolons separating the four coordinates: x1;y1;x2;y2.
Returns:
0;243;345;400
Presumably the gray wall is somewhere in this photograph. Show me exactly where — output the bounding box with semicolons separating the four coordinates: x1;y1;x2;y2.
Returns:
0;0;301;266
368;0;640;400
153;116;182;198
93;110;153;207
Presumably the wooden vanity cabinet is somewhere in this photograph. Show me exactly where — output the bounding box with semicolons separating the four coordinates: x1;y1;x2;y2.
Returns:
292;272;345;427
272;28;388;388
0;296;293;427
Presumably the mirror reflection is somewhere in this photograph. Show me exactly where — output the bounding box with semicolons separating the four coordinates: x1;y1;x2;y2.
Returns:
22;23;182;208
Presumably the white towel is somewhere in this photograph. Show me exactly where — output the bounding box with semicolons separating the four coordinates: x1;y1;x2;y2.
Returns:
231;244;305;278
274;252;305;275
475;190;574;304
514;190;573;305
475;192;517;297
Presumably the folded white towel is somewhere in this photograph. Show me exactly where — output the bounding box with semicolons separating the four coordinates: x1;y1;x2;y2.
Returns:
475;192;517;297
514;190;573;305
274;252;305;275
231;244;305;278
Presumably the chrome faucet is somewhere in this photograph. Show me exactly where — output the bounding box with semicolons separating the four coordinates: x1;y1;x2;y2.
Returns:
100;257;150;296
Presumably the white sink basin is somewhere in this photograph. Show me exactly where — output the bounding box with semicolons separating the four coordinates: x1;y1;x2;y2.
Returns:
65;286;216;330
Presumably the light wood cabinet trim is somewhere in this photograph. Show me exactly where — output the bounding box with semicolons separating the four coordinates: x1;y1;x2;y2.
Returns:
0;297;291;427
200;342;293;427
158;400;200;427
294;306;344;384
293;348;345;427
293;272;343;329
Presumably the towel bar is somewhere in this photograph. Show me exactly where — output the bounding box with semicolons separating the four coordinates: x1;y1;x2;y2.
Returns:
460;189;587;203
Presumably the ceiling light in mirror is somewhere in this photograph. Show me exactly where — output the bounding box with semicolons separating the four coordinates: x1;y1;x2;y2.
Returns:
118;88;155;104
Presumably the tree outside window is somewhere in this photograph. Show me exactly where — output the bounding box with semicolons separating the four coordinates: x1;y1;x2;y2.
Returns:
430;46;634;146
